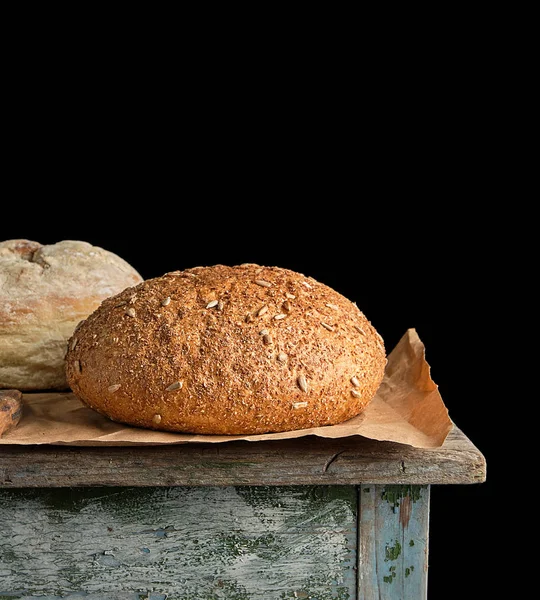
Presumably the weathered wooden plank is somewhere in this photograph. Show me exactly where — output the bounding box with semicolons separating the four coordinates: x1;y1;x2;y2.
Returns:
358;485;430;599
0;595;166;600
0;426;485;488
0;486;357;599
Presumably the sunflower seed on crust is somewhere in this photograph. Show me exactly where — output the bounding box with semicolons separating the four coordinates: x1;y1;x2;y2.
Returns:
152;414;162;424
351;376;361;387
263;334;272;345
293;401;308;409
350;389;361;398
108;384;121;393
297;375;308;392
161;297;171;306
206;300;219;309
255;279;272;287
74;360;81;374
166;381;183;391
321;322;334;332
274;313;286;320
125;307;136;317
257;305;268;316
325;303;339;310
285;292;296;299
277;352;287;362
71;337;78;351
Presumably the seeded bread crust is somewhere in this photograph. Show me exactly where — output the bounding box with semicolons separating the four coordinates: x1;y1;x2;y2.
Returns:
0;239;143;391
65;264;386;435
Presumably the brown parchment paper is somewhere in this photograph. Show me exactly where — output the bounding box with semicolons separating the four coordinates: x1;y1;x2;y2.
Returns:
0;329;453;448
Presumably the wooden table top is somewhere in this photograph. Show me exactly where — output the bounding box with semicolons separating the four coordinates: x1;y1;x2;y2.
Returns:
0;424;485;488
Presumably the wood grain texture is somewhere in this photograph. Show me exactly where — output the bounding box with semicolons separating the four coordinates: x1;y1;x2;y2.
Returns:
0;426;485;488
0;486;357;599
0;595;167;600
358;485;429;600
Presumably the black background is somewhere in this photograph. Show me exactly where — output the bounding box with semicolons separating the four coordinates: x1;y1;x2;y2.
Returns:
7;193;495;598
3;36;508;589
2;6;522;592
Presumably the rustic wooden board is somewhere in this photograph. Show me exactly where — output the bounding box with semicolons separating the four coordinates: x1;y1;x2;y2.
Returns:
358;485;429;599
0;595;164;600
0;426;485;488
0;486;358;599
0;595;167;600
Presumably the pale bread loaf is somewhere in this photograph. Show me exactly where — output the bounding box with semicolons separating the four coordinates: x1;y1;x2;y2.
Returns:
0;239;143;390
66;264;386;434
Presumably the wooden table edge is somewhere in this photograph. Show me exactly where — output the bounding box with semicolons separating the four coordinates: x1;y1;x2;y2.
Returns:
0;424;486;488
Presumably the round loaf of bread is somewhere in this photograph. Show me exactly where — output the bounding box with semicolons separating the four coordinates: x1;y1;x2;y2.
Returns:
0;239;143;391
65;264;386;435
